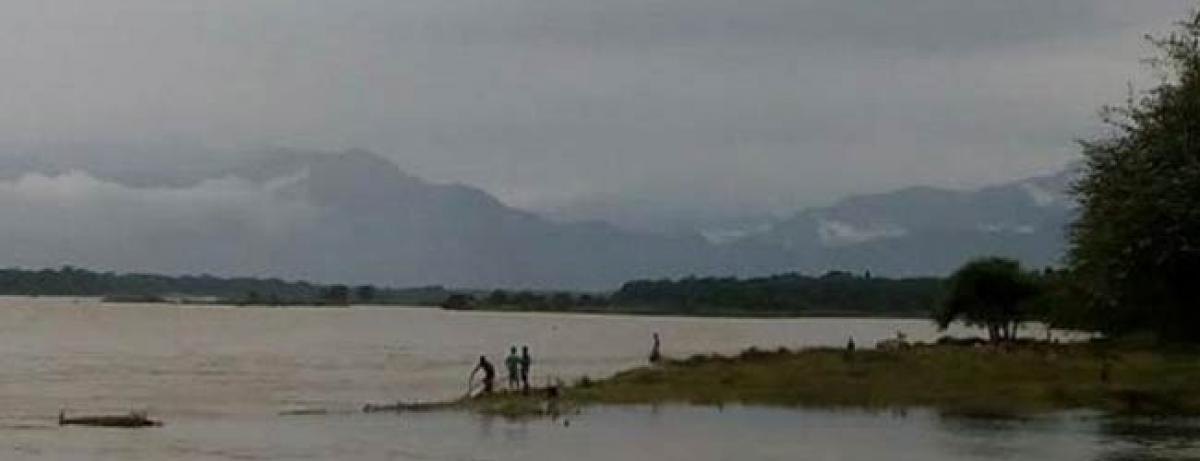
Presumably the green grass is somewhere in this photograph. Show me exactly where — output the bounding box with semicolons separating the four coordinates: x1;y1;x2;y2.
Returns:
469;343;1200;418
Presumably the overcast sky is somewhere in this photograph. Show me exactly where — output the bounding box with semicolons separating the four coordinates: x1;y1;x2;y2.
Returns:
0;0;1192;219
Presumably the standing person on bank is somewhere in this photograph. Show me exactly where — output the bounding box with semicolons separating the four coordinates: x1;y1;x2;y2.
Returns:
505;346;522;390
519;346;533;393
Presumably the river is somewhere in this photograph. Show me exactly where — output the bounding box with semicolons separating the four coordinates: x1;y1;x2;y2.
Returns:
0;297;1193;460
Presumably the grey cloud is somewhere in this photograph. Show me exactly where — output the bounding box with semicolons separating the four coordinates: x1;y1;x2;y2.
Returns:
0;170;319;277
0;0;1192;231
439;0;1140;55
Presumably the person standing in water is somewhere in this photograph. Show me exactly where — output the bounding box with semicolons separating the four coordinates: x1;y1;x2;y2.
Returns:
505;346;522;390
519;346;532;394
470;356;496;395
649;332;662;363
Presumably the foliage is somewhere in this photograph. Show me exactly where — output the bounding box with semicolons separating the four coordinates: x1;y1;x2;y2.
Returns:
355;285;377;303
1069;11;1200;341
0;265;449;306
466;272;940;316
1026;268;1095;332
558;344;1200;417
319;284;351;306
461;272;940;317
0;265;324;300
608;271;940;316
934;258;1041;342
441;294;476;310
476;289;609;311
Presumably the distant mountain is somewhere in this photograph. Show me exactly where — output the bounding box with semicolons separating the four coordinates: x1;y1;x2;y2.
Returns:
0;148;789;289
0;147;1077;288
219;149;755;289
736;167;1077;275
541;195;778;238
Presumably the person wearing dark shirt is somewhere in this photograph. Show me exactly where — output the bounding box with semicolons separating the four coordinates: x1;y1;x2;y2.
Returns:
650;332;662;363
505;346;522;390
519;346;532;393
471;356;496;395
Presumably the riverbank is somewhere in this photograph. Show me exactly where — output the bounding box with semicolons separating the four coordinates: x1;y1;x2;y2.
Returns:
449;304;930;319
466;342;1200;418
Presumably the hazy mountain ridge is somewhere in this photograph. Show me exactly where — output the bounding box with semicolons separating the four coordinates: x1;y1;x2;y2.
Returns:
0;148;1075;288
1;149;753;289
738;166;1077;274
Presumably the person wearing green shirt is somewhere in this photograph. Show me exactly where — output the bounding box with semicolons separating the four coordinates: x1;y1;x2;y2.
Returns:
519;346;532;393
505;346;521;390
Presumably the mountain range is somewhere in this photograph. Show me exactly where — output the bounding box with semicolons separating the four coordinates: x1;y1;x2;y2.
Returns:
0;149;1075;289
740;167;1075;275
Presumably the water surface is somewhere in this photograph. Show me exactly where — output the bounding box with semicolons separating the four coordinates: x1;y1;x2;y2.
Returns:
0;297;1188;460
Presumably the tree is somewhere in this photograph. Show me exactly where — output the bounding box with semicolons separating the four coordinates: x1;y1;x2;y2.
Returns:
243;290;263;305
550;292;575;309
486;289;510;306
441;294;475;310
355;285;377;303
1025;268;1093;332
320;285;351;306
934;258;1040;343
1069;11;1200;341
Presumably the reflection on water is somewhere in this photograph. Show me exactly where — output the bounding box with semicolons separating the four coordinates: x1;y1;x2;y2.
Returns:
1097;418;1200;461
0;298;1194;460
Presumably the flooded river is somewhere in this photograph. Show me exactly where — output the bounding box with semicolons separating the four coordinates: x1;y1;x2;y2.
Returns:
0;297;1194;460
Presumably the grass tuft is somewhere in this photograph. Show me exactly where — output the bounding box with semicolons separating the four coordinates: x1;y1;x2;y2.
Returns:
462;343;1200;418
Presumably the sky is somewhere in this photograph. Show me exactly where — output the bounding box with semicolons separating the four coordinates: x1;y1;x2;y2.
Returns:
0;0;1193;224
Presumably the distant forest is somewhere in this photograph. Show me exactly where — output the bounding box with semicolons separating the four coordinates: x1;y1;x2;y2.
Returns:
0;266;450;306
1;266;943;316
462;272;943;317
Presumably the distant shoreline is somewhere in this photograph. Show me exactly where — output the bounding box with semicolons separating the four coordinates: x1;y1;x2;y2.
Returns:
446;304;931;320
4;295;931;320
92;297;932;319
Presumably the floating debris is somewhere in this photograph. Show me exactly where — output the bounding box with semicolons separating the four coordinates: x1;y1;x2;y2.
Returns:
58;411;162;428
278;408;331;416
362;401;459;413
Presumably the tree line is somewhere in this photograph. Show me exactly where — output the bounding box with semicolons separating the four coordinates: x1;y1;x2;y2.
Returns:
0;266;450;306
459;272;941;316
609;272;940;315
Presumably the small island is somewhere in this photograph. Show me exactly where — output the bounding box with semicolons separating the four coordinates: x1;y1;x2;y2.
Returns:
462;339;1200;420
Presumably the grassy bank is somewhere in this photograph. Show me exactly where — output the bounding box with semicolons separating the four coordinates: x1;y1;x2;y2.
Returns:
466;343;1200;418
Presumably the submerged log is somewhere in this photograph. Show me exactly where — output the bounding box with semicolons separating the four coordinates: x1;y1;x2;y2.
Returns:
278;408;331;416
362;401;459;413
59;411;162;428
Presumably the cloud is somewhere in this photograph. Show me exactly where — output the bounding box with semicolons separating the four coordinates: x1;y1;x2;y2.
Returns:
0;0;1193;228
0;171;318;275
818;219;908;247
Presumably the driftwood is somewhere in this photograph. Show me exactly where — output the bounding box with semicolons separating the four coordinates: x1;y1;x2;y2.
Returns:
278;408;331;416
59;411;162;428
362;401;460;413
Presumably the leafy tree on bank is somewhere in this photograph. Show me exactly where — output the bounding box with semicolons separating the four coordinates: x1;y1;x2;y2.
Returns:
355;285;377;303
320;285;351;306
934;258;1041;343
486;289;510;306
441;294;475;310
1070;11;1200;341
1026;268;1094;332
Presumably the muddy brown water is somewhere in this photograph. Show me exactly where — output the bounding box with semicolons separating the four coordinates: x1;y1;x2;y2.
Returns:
1;297;1191;460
